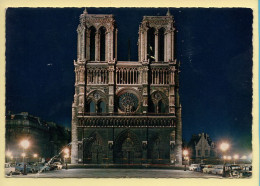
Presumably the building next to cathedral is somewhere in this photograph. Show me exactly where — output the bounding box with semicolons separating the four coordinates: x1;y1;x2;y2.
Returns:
187;133;217;162
71;9;182;165
5;112;71;162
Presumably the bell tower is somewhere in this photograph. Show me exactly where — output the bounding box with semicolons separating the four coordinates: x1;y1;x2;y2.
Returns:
138;10;175;63
77;8;117;62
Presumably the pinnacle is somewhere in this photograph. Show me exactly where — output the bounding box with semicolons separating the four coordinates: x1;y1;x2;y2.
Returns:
166;8;171;16
83;8;88;14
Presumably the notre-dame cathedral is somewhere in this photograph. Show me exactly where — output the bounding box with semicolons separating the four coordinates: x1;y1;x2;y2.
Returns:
71;9;182;165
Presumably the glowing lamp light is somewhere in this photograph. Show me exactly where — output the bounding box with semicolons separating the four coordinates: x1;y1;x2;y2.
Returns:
33;153;38;158
227;156;232;160
6;151;12;157
64;148;70;154
240;155;247;160
21;153;26;157
183;150;188;156
220;142;229;152
20;139;30;149
223;155;227;160
64;154;69;159
233;154;239;160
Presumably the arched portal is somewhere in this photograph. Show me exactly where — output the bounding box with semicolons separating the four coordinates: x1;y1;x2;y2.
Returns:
83;132;104;164
114;130;142;164
148;135;166;164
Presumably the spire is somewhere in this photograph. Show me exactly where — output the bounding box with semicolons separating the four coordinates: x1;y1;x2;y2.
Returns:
166;8;171;16
83;7;88;14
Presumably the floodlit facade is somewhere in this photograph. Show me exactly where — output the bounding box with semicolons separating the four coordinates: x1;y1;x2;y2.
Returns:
71;9;182;165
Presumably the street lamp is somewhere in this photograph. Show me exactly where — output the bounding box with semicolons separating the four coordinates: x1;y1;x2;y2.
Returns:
64;148;69;154
6;151;12;163
63;148;70;170
220;142;229;177
20;139;30;175
233;154;239;164
21;153;26;162
183;149;189;171
20;140;30;149
33;153;38;162
64;154;69;170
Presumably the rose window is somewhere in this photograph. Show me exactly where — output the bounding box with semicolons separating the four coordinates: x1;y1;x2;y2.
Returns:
118;93;139;113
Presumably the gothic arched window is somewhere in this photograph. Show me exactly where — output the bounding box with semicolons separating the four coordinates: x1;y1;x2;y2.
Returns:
147;28;155;62
87;101;95;113
90;27;96;61
97;101;106;113
158;28;165;61
99;27;106;61
158;100;166;113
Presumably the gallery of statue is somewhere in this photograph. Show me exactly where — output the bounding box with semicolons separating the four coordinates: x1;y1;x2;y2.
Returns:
71;9;183;166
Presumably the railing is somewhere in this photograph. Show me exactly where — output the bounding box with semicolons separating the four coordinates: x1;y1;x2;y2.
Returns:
78;112;175;117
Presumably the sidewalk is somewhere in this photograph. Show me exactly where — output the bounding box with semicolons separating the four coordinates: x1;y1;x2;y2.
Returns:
67;163;185;170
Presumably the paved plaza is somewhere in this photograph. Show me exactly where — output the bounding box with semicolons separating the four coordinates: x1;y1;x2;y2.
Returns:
10;168;221;178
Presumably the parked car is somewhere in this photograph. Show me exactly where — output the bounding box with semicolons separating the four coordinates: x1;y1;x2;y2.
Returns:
202;165;214;174
227;164;242;177
50;162;63;170
15;162;35;173
5;163;15;176
211;165;224;175
189;164;199;171
196;163;206;172
33;162;50;172
238;165;252;178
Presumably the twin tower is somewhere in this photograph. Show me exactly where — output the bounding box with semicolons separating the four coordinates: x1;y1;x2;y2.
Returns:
71;9;182;165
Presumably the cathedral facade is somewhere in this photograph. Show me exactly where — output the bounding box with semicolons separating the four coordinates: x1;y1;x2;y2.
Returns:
71;9;182;165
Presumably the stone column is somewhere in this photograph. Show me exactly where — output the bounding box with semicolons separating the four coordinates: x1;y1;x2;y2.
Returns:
139;29;144;61
171;29;175;61
109;28;114;61
95;33;99;61
108;65;115;113
81;28;86;60
115;28;118;60
144;31;147;61
71;104;78;164
174;61;182;165
77;31;80;60
142;66;148;113
164;32;167;62
85;29;90;61
155;31;158;62
169;65;175;114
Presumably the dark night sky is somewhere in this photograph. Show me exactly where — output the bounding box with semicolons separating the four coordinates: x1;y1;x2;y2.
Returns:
6;8;253;153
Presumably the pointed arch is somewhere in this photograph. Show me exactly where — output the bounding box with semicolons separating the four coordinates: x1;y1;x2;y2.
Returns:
114;130;142;164
147;27;155;62
158;27;165;61
99;26;106;61
158;100;166;113
97;100;106;113
149;91;168;113
89;26;96;61
83;131;104;164
86;100;95;113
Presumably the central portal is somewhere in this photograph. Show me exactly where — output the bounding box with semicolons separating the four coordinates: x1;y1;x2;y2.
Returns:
114;130;142;164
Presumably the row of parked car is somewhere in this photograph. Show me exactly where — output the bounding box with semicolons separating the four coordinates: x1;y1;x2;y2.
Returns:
5;161;63;176
189;163;252;178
